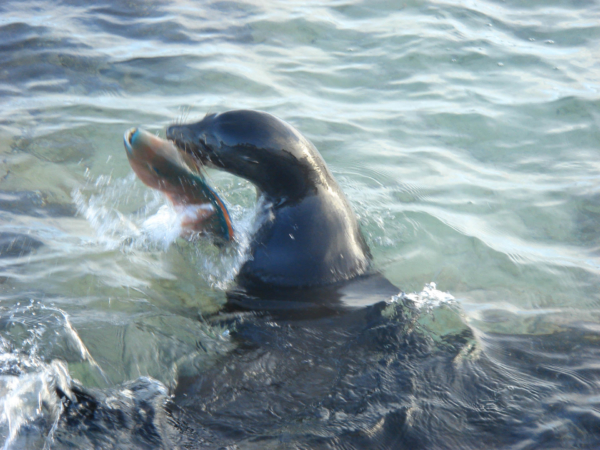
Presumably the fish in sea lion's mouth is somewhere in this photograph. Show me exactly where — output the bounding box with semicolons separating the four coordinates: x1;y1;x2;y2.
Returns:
123;127;233;242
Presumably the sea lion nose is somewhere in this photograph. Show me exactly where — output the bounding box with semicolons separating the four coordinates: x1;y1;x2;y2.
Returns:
165;125;176;141
166;124;186;142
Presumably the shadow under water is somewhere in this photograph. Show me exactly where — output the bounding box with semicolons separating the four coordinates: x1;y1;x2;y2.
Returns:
49;280;600;450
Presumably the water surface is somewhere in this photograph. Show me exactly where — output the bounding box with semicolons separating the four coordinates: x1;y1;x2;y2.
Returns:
1;0;600;448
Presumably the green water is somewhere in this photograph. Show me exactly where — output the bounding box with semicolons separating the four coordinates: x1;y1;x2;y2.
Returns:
0;0;599;448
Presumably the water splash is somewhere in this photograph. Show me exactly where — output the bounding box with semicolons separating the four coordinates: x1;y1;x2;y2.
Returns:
0;358;71;450
73;172;261;290
390;282;456;310
0;301;104;450
52;376;178;449
72;172;167;250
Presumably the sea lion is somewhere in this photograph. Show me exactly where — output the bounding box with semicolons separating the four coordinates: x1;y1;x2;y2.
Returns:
166;110;373;291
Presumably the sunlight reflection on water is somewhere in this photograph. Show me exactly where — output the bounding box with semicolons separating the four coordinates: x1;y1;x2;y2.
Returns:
0;0;599;447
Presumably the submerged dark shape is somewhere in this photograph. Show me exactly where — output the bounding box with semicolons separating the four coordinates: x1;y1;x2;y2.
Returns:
167;110;373;293
0;191;76;218
0;232;43;258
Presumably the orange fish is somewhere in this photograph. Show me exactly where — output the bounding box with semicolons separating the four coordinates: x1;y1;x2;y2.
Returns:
123;128;233;242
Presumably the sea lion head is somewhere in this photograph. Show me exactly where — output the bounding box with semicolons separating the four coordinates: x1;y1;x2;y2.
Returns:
167;110;333;205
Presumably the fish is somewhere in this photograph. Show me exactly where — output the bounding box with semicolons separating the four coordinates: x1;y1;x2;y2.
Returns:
123;128;233;242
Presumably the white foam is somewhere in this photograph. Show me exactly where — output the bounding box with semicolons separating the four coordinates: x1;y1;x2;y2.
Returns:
0;359;70;450
0;302;105;450
73;174;262;290
140;203;184;250
390;282;455;309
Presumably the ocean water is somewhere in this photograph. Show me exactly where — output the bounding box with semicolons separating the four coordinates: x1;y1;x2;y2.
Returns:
1;0;600;448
